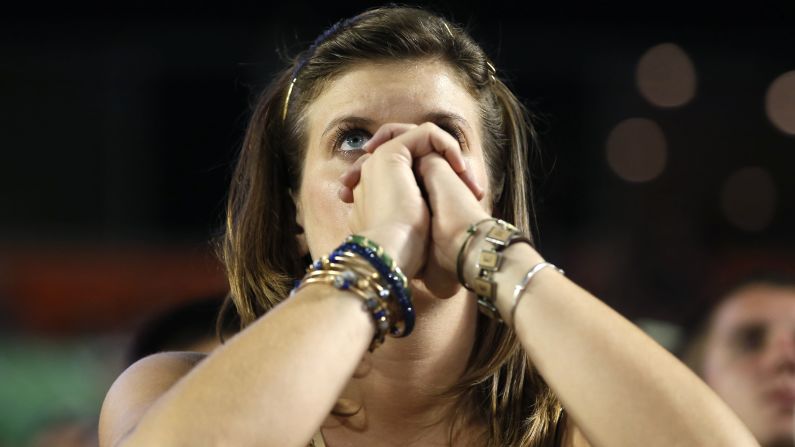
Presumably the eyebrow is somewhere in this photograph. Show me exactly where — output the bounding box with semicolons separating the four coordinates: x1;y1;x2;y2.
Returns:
321;116;376;139
729;322;765;335
423;111;474;133
320;111;474;139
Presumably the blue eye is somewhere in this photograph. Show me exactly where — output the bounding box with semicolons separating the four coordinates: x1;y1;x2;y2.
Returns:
339;131;370;152
332;127;371;160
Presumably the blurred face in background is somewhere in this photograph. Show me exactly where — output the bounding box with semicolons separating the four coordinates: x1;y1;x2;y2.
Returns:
702;283;795;447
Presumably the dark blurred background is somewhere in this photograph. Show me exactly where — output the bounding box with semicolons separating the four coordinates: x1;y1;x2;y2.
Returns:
1;2;793;445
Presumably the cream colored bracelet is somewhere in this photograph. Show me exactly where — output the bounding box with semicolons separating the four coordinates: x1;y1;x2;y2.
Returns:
469;219;531;322
510;262;564;326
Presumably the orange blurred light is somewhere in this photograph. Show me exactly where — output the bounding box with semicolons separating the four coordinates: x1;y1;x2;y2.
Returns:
606;118;667;183
765;70;795;136
720;167;777;232
636;43;697;108
0;245;229;334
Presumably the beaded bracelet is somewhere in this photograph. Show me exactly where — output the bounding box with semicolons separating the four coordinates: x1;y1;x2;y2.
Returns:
300;269;392;350
341;235;415;337
294;253;395;350
346;235;408;288
328;249;408;337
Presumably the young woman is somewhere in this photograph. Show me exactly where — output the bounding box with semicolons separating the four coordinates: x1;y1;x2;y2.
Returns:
99;6;759;447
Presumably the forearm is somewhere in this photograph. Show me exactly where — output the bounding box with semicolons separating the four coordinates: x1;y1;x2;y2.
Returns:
125;285;372;447
490;243;759;447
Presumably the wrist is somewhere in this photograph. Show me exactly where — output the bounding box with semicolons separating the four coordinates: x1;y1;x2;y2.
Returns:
358;225;423;278
458;216;532;288
456;217;547;323
450;212;492;279
296;232;417;347
490;243;545;316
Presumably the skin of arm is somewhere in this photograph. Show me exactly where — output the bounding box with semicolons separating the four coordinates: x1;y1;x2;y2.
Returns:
474;239;759;447
446;190;760;447
99;113;447;447
99;351;206;446
102;119;759;447
347;123;762;446
99;285;374;447
99;120;459;447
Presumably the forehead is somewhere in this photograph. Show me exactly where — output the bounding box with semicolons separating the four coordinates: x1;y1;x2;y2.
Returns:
305;59;479;130
711;284;795;334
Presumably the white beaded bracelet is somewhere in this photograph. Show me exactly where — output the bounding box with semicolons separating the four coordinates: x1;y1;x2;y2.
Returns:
510;261;564;326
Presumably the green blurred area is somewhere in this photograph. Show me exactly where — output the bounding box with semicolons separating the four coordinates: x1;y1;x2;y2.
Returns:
0;336;125;446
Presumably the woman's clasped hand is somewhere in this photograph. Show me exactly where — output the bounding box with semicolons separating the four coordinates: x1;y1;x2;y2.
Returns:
338;121;490;297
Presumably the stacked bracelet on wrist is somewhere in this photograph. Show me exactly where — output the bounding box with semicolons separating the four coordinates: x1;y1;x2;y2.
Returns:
291;235;414;351
341;235;414;336
472;219;531;321
456;218;562;324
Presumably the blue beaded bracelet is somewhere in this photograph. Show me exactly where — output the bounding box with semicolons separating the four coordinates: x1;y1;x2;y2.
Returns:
332;242;415;337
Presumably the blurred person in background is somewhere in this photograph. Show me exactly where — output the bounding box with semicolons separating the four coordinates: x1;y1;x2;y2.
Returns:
30;417;98;447
682;272;795;447
29;294;234;447
124;293;237;366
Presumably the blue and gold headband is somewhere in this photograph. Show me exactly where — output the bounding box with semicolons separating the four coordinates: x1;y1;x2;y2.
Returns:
281;16;361;122
279;15;492;122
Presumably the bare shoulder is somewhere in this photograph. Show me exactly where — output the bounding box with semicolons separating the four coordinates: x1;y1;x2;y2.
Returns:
98;351;207;447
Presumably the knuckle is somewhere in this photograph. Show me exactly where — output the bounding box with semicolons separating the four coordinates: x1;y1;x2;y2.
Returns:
382;122;399;133
419;122;438;132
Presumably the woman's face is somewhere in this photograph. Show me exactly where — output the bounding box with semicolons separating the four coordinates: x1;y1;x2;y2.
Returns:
294;59;491;260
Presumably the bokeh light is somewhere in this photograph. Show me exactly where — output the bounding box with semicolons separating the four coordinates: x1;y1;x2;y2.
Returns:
636;43;697;108
765;70;795;136
606;118;668;183
720;166;777;232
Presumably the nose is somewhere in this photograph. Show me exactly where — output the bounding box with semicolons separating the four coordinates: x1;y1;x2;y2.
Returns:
762;330;795;375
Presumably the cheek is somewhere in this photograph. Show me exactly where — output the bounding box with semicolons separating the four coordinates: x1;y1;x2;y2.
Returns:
704;351;762;398
468;154;493;213
473;157;489;190
301;171;353;258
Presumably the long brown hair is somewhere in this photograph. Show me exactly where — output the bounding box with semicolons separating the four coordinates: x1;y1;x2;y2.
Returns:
220;6;563;446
